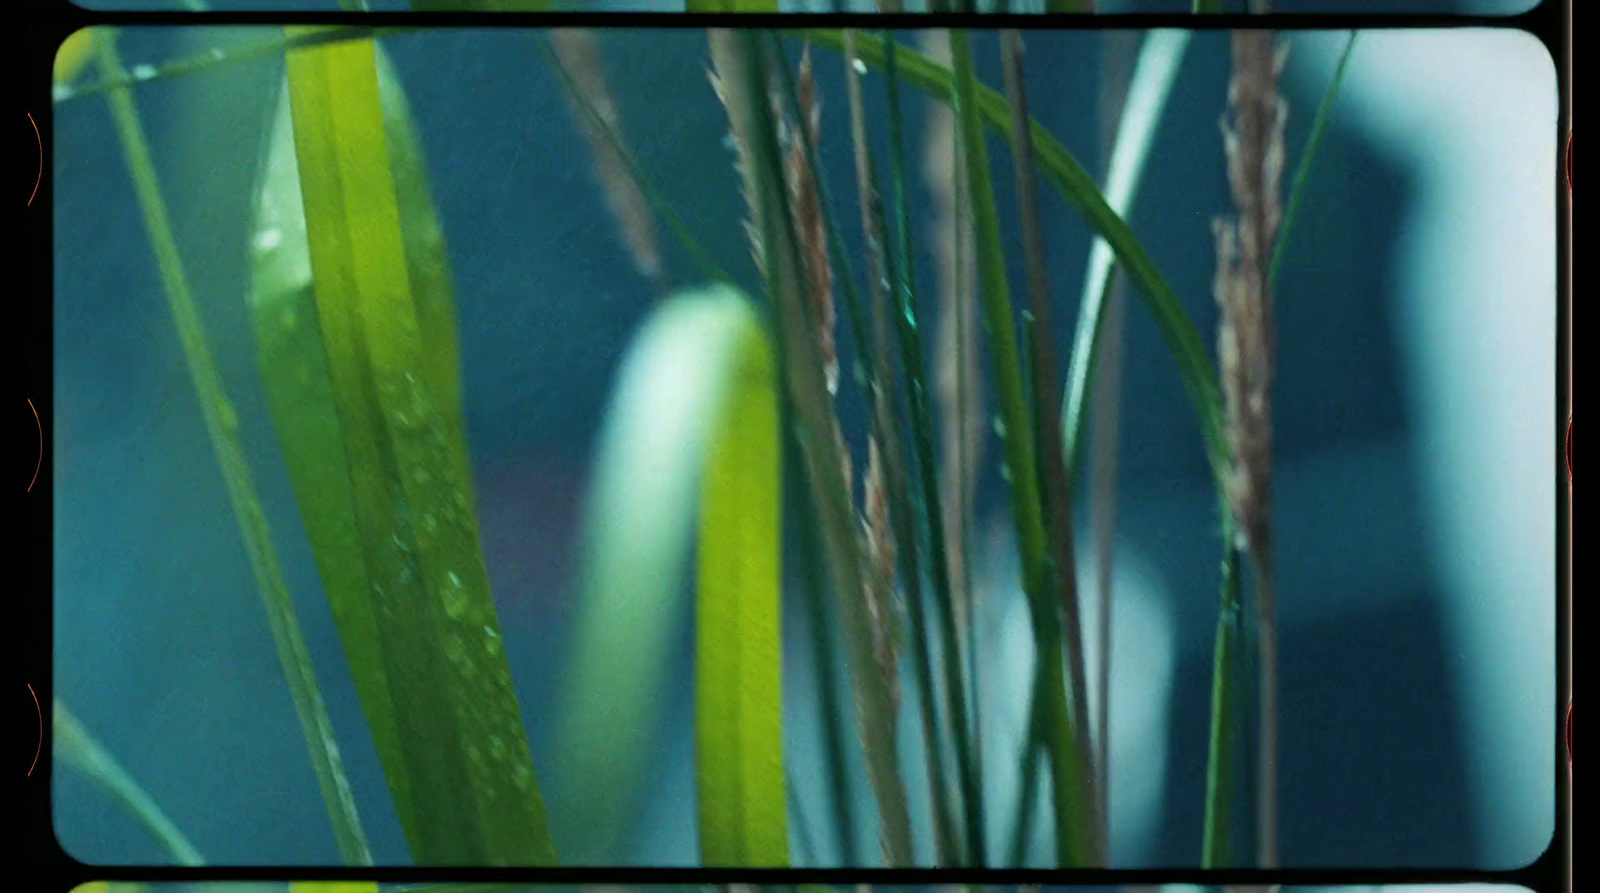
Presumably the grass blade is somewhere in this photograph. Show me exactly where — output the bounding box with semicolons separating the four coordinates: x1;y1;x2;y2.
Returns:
691;289;789;866
1203;548;1244;866
839;29;958;867
540;34;731;288
799;28;1230;490
94;28;372;867
1271;30;1359;291
1060;30;1192;491
283;28;555;864
54;700;205;866
882;31;983;867
947;28;1092;868
550;29;662;284
790;431;861;865
998;27;1103;865
716;29;914;865
249;41;467;854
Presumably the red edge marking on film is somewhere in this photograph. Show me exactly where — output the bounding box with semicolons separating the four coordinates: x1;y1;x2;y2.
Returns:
28;683;40;777
28;112;41;208
27;400;40;496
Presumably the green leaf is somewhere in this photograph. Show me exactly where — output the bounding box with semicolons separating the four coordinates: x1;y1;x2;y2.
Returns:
250;39;472;859
694;289;788;866
1272;31;1360;291
561;285;785;865
282;28;555;865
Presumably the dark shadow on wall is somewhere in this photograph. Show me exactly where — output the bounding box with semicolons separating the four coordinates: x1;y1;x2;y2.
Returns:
1157;594;1478;866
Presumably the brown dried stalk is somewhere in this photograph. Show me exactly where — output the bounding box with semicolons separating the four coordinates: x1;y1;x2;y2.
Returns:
550;29;660;283
784;45;839;397
999;28;1104;865
707;32;766;277
920;28;985;688
863;435;902;714
1215;27;1286;873
843;28;960;866
711;30;913;865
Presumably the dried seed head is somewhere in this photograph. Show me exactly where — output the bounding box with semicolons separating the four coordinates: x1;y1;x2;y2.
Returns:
707;30;765;276
1214;29;1284;574
784;44;837;396
861;434;901;713
551;29;660;282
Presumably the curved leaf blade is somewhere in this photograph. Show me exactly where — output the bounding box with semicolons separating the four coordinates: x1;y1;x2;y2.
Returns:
283;28;555;865
695;290;787;866
560;285;786;865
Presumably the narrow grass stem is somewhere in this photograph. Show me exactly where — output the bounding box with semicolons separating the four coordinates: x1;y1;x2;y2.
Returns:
799;28;1231;486
883;30;987;868
1203;542;1243;866
791;421;862;867
841;29;962;867
94;30;371;867
53;701;206;866
722;30;914;866
999;28;1104;865
541;34;731;286
947;28;1093;868
1271;31;1359;290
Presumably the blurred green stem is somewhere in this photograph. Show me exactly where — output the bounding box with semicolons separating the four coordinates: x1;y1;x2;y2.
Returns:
94;28;371;867
54;701;206;866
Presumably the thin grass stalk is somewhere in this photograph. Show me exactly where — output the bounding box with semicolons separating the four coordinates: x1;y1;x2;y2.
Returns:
1008;662;1046;865
799;28;1231;488
1271;31;1359;290
1088;31;1134;854
771;35;918;868
93;30;371;867
999;28;1105;865
1209;34;1360;866
790;412;861;866
1202;546;1244;866
918;32;987;862
1216;27;1286;871
770;33;952;867
882;30;987;867
713;29;914;866
946;28;1092;868
768;39;874;393
841;29;962;867
53;701;206;866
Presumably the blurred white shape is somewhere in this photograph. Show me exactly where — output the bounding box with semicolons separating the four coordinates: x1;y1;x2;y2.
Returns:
1288;29;1557;867
974;514;1175;866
